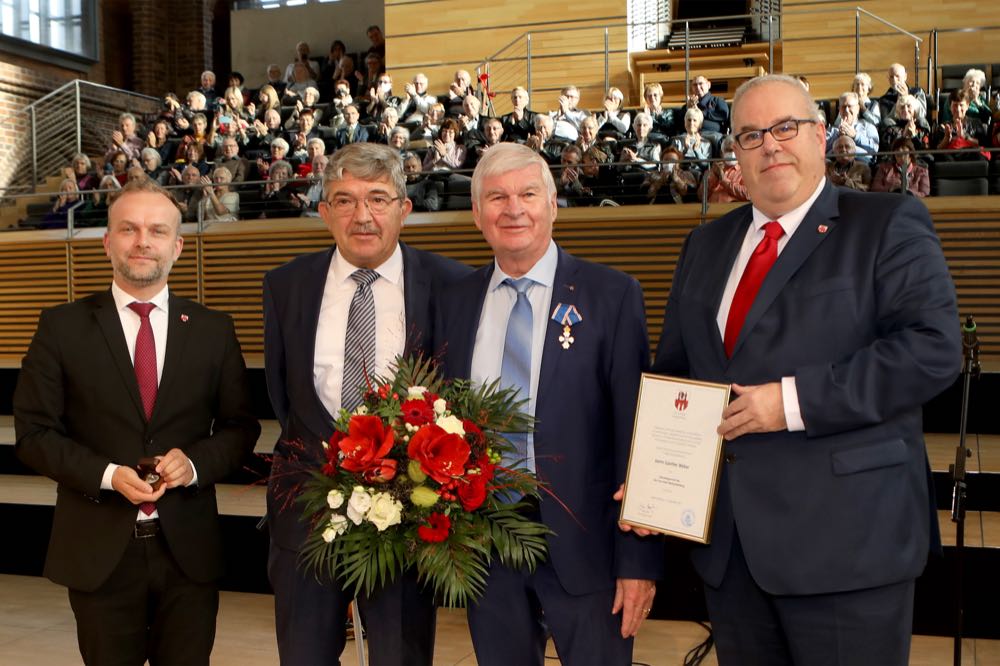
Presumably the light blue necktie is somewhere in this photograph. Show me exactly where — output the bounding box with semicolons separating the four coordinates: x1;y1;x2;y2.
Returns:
342;269;379;412
500;277;535;476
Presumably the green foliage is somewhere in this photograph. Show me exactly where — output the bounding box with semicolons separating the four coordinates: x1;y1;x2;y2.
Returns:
445;377;535;434
483;508;552;571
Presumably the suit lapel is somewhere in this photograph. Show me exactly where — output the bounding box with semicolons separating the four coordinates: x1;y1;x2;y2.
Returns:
401;243;431;355
154;294;192;424
297;249;337;432
536;248;579;417
730;182;840;359
92;290;146;421
452;265;492;378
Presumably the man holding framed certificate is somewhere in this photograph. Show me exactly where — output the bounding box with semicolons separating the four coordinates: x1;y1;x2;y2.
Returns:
638;74;961;664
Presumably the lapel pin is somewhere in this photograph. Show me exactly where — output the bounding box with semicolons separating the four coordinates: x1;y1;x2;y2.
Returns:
551;303;583;350
817;224;829;234
180;314;189;322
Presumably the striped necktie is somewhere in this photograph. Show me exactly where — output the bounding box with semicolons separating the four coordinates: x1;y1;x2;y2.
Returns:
341;269;379;412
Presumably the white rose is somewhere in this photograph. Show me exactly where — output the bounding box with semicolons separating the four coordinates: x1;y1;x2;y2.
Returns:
322;527;337;543
433;398;447;415
436;414;465;436
353;404;368;416
322;513;349;542
327;489;345;509
346;486;372;525
407;386;427;400
367;492;403;532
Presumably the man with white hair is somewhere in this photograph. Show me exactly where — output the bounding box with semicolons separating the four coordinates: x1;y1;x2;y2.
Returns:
825;91;879;164
878;63;928;125
550;85;588;142
398;73;435;125
525;113;567;165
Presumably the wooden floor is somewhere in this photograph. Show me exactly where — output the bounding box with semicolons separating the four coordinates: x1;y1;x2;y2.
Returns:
0;573;998;665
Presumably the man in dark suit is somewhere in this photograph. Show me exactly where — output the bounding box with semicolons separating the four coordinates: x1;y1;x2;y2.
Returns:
14;178;260;665
335;104;370;149
435;143;663;666
647;74;961;664
264;142;469;665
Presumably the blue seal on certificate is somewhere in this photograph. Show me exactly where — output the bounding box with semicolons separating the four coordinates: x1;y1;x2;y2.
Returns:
681;509;696;528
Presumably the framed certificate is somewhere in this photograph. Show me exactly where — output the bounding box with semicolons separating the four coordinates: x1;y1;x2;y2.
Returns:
619;374;730;543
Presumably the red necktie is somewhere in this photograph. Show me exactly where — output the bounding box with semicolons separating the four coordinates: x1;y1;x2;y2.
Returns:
724;221;785;358
128;302;158;516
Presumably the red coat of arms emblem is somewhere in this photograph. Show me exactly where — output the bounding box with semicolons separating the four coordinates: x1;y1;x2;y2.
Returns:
675;391;689;411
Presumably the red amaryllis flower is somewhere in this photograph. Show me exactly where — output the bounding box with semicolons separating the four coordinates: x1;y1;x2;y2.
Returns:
401;399;435;427
407;424;471;484
462;419;484;447
457;456;495;511
363;457;398;483
417;512;451;543
338;415;395;479
322;431;345;476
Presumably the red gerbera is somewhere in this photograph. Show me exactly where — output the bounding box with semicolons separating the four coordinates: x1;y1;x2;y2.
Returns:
401;399;435;427
417;512;451;543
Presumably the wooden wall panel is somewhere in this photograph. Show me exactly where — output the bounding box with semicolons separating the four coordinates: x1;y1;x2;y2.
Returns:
0;238;68;356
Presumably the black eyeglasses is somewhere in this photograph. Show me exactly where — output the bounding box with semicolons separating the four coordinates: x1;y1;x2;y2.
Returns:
734;119;818;150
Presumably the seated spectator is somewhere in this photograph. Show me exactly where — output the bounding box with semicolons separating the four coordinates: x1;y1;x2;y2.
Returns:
263;63;287;100
284;86;322;129
327;78;355;130
940;69;992;126
423;118;467;172
826;135;872;191
106;151;129;185
198;70;219;109
878;63;928;125
104;112;146;163
700;136;748;203
227;71;248;105
297;153;329;216
146;119;177;164
414;102;445;142
286;108;320;160
404;154;440;212
249;108;284;152
871;137;930;197
619;112;661;168
444;70;473;117
286;61;319;101
318;40;347;101
174;91;209;134
826;91;879;164
367;24;386;59
648;146;698;204
296;138;326;176
88;174;122;219
468;117;504;167
63;153;100;192
215;87;253;145
550;85;588;142
852;72;881;126
671;107;713;175
366;72;400;121
933;90;989;161
283;42;317;85
573;146;618;206
880;94;931;153
253;84;282;122
175;141;210;176
556;144;585;205
575;115;612;163
500;86;537;143
641;83;677;138
256;137;290;179
339;55;359;97
389;126;412;160
685;75;729;143
525;113;566;165
335;104;369;148
200;167;240;223
217;136;249;182
594;86;630;138
354;53;384;102
398;73;435;125
259;160;303;219
457;94;485;146
172;165;205;223
41;179;85;228
371;107;400;144
176;112;216;159
139;147;170;185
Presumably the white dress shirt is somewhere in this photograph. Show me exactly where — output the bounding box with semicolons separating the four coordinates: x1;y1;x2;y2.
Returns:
314;245;406;416
715;178;827;432
470;240;559;463
100;282;197;518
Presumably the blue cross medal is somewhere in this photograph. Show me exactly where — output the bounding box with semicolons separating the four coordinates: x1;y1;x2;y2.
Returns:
551;303;583;349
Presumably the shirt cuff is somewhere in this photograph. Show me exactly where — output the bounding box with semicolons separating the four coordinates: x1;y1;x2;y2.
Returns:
781;376;806;432
187;459;199;487
101;463;118;491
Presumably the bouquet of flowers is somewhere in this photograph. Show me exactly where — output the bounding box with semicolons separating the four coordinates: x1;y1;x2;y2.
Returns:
297;355;551;607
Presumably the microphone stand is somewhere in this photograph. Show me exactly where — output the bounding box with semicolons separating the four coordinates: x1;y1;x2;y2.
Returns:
950;314;980;666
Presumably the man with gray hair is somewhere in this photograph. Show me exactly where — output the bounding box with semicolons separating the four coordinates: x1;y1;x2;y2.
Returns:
263;142;469;665
825;91;879;164
643;73;960;664
435;143;663;665
105;112;145;163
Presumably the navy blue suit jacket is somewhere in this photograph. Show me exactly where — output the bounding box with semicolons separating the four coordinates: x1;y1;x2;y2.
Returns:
436;247;664;595
653;182;961;595
335;125;370;150
264;242;469;549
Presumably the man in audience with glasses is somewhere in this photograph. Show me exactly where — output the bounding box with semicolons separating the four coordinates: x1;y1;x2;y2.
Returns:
635;73;960;665
263;143;469;665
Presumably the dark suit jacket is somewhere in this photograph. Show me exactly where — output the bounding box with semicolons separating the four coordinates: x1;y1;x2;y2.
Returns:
334;125;370;149
14;290;260;592
653;182;961;595
436;247;664;595
264;242;470;549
